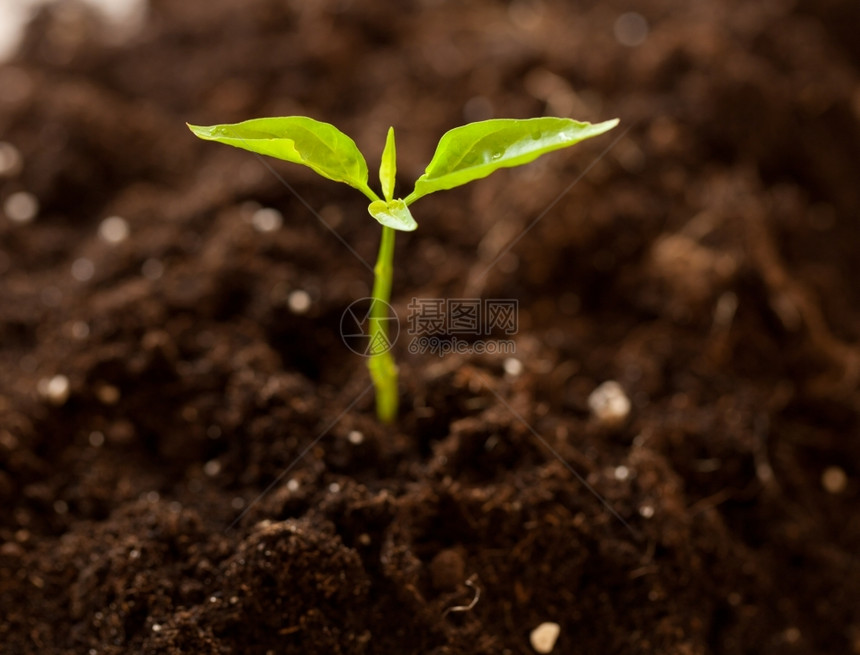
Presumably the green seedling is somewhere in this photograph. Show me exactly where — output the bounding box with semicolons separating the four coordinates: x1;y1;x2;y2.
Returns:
188;115;618;423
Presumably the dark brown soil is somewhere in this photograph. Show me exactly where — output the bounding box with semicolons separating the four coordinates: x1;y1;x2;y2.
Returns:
2;0;859;653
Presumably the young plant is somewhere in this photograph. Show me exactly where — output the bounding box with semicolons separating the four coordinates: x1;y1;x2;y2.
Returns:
188;115;618;423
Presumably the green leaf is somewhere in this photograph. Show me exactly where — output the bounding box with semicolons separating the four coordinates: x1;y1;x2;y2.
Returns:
187;116;378;200
404;117;619;204
379;126;397;202
368;199;418;232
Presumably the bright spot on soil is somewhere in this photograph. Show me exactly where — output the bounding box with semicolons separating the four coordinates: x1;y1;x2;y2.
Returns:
821;466;847;494
141;258;164;280
96;384;120;405
0;0;146;60
287;289;311;314
328;482;341;494
503;357;523;377
614;465;631;481
4;190;38;223
347;430;364;445
71;321;90;340
0;141;22;176
286;479;300;492
88;431;104;447
251;207;282;233
614;12;649;47
639;504;655;518
508;0;544;31
98;215;129;243
588;380;631;427
783;627;801;644
529;621;560;653
203;460;221;477
38;374;70;405
71;257;95;282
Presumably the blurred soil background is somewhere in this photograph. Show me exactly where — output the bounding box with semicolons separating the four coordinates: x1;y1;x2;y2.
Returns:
1;0;859;653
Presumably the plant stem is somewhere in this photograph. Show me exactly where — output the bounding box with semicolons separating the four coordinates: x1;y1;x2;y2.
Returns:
368;226;398;422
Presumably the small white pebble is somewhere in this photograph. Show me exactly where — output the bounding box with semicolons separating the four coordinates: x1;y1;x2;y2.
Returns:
286;479;300;492
88;431;105;447
4;191;38;223
252;207;283;233
203;460;221;477
71;257;95;282
98;216;129;243
614;465;631;481
530;622;560;653
821;466;847;494
141;258;164;280
347;430;364;445
614;12;649;47
288;289;311;314
151;624;162;633
0;142;22;176
639;504;655;518
38;375;70;406
328;482;341;494
503;357;524;377
588;381;631;427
